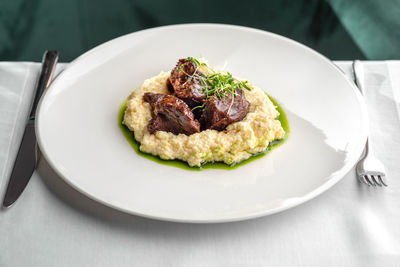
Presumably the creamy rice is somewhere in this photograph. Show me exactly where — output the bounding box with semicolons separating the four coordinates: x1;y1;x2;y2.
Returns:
123;71;285;166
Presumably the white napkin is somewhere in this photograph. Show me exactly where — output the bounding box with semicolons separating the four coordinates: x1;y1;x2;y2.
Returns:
0;63;66;194
0;62;38;192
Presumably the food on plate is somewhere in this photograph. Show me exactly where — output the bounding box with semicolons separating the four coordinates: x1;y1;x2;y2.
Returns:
168;58;206;108
200;86;249;131
123;57;285;167
143;92;200;135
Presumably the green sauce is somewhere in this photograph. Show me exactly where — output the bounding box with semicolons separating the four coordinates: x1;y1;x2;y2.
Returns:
118;95;289;171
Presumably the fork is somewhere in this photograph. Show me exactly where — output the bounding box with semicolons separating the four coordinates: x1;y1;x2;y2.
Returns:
353;60;387;187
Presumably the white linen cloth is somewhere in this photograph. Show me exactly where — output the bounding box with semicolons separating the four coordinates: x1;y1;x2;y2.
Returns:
0;61;399;267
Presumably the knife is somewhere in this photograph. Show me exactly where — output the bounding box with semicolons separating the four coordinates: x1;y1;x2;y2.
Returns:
2;50;59;208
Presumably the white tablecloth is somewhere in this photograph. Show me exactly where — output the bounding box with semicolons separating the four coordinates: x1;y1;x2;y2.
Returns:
1;61;399;267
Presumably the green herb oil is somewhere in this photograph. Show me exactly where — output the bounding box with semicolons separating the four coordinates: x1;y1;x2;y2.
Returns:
118;95;289;171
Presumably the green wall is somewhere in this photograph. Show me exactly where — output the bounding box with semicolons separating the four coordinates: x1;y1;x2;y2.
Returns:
0;0;398;62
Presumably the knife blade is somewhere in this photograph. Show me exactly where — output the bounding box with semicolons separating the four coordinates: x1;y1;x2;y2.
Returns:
2;50;59;208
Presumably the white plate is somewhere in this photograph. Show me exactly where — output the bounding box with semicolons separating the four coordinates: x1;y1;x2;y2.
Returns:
36;24;367;223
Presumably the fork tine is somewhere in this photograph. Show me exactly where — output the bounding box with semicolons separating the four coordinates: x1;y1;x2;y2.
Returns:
358;175;367;185
371;175;382;186
360;175;371;186
365;175;375;186
378;175;388;187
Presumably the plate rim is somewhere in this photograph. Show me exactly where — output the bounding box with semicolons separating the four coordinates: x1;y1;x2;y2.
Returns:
36;23;368;223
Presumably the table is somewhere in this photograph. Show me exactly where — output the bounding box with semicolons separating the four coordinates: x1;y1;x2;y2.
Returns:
1;61;399;266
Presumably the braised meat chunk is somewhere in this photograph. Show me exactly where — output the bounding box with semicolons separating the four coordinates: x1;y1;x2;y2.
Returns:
200;89;250;131
143;92;200;135
144;58;251;135
169;59;206;107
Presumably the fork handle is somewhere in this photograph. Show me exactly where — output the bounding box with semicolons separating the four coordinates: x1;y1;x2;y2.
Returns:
354;60;365;95
353;61;374;157
365;138;373;157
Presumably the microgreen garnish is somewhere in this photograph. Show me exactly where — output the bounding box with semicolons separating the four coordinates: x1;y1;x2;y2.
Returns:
191;103;205;111
187;57;207;66
184;57;251;100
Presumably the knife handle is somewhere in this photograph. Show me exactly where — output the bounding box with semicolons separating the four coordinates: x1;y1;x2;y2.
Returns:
29;50;59;120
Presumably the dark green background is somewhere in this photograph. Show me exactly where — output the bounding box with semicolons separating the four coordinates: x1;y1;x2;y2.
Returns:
1;0;399;62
